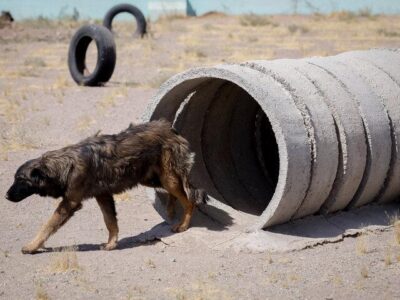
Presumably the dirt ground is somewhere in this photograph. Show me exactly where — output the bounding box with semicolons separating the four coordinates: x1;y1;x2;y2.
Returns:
1;13;400;300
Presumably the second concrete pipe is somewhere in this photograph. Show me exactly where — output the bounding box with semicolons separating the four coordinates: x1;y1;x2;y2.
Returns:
144;48;400;229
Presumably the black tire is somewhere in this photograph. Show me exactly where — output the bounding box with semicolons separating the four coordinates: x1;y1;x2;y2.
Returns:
103;3;147;38
68;24;116;87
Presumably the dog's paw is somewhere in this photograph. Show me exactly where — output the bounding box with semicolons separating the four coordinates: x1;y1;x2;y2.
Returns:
171;223;189;233
21;245;39;254
101;242;118;251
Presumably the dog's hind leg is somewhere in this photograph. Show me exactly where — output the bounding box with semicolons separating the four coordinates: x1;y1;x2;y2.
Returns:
95;194;118;250
21;199;82;254
160;173;194;232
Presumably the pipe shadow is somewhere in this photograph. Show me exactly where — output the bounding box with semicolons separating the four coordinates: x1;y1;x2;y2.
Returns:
266;203;400;239
154;191;235;231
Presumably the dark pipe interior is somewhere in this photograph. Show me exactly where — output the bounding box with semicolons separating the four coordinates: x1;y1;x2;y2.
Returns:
255;109;280;186
171;79;280;215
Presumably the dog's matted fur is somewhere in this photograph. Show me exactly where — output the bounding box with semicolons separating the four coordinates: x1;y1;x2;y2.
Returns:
6;120;206;254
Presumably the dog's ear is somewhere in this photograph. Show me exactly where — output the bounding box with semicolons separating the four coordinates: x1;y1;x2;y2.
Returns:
30;167;46;183
40;157;73;187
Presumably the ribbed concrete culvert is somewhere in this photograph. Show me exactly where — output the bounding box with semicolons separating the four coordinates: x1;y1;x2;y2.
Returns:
291;60;368;213
144;49;400;229
306;57;392;208
241;60;339;218
335;49;400;204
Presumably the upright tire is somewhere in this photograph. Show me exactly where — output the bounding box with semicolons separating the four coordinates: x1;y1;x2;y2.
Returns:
68;24;116;87
103;3;147;38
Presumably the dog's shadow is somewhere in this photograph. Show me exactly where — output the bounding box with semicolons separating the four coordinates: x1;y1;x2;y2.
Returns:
44;222;175;253
43;204;234;253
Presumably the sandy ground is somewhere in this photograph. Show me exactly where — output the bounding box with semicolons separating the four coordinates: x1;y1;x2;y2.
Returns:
0;14;400;299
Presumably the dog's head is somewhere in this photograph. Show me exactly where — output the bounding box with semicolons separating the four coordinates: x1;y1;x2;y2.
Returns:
6;157;66;202
6;159;43;202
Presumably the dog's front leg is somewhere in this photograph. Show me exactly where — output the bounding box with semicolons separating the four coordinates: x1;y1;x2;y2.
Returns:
22;199;82;254
95;194;118;251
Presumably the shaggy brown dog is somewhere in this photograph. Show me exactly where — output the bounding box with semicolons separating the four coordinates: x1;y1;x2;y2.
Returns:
6;120;206;254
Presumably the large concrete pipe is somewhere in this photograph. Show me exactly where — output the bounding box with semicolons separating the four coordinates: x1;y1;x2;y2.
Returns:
144;48;400;229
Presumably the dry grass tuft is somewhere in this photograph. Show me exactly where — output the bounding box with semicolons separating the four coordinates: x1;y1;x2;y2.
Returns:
266;273;279;285
377;28;400;37
394;220;400;245
331;274;343;286
52;76;70;89
146;71;175;88
157;13;187;23
358;7;376;19
0;126;37;160
266;253;273;264
169;281;232;300
384;248;392;266
184;46;207;59
146;259;156;269
126;286;145;300
360;265;368;278
328;8;376;22
97;87;127;112
0;249;10;258
356;233;368;255
0;97;24;123
24;57;47;68
76;115;96;132
115;192;131;202
240;14;278;27
288;24;309;34
49;246;80;273
0;87;24;124
35;285;50;300
328;10;356;22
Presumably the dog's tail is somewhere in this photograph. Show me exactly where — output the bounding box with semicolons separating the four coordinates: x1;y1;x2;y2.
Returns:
183;178;209;206
168;133;209;205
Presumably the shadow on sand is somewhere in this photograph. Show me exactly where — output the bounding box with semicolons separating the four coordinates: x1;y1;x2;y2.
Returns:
42;202;234;253
266;203;400;239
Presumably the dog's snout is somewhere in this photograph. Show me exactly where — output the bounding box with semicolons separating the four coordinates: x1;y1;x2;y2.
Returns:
5;186;14;201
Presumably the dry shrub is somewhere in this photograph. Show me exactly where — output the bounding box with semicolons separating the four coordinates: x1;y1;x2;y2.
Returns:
157;13;187;23
329;10;357;22
240;14;278;27
377;28;400;37
288;24;309;34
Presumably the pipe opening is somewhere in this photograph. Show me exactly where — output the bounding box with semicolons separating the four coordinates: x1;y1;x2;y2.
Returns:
154;78;280;216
